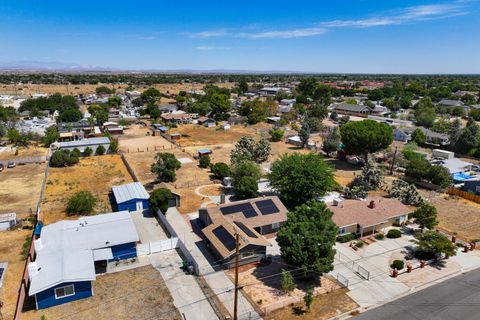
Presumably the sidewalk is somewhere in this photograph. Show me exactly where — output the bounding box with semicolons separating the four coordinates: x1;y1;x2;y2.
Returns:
166;207;261;320
149;250;218;320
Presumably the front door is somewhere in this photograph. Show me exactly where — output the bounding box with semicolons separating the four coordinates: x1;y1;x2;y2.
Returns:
136;201;143;211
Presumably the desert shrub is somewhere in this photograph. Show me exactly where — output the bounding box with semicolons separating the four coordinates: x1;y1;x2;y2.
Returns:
199;155;211;168
337;232;356;243
391;259;404;270
356;241;364;248
49;150;79;167
83;147;93;156
375;233;385;240
66;191;97;216
95;145;106;155
386;229;402;239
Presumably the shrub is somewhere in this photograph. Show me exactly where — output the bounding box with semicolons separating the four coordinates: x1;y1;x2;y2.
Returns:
356;241;364;248
234;176;258;199
95;145;106;155
66;191;97;216
391;259;404;270
210;162;231;180
269;128;285;142
386;229;402;239
72;148;81;158
21;236;32;260
49;150;79;167
375;233;385;240
337;232;356;243
199;155;211;168
149;188;172;213
83;147;93;156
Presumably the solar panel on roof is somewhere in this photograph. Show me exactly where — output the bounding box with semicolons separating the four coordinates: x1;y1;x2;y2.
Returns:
234;221;258;238
255;199;279;215
220;202;258;218
212;226;236;251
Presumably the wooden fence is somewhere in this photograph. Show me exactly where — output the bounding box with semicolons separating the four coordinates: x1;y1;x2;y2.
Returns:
447;187;480;204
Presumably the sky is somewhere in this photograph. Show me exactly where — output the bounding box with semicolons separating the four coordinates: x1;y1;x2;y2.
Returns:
0;0;479;74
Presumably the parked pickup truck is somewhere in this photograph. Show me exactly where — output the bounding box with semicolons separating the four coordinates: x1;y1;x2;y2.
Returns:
7;161;16;168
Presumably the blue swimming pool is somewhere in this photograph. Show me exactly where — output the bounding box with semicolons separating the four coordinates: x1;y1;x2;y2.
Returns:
453;172;475;181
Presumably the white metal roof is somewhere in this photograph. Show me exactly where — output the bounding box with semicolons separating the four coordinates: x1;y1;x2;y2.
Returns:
112;182;149;204
37;211;139;252
57;137;110;148
93;248;113;261
29;212;139;295
29;249;96;295
0;213;16;223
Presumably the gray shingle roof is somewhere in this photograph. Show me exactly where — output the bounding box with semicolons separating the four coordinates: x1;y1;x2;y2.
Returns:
333;103;371;113
112;182;149;204
57;137;110;148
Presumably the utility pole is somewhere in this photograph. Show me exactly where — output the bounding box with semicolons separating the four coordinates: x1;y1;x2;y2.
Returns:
390;146;398;175
233;233;240;320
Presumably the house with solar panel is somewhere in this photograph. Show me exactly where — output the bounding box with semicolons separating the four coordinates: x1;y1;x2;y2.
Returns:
112;182;150;212
27;212;139;309
199;196;288;267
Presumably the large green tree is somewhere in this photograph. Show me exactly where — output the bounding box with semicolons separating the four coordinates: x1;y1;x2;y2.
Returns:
209;93;231;120
340;120;393;162
141;87;162;105
149;188;173;213
231;160;261;198
151;153;182;182
412;204;439;231
268;153;335;208
277;201;337;277
413;231;457;258
230;136;271;164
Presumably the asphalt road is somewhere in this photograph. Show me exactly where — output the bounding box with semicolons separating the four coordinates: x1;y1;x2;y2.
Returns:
354;269;480;320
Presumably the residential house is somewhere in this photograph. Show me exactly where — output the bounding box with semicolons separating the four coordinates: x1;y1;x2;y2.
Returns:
393;127;450;146
161;112;192;124
331;103;372;116
197;116;216;127
199;196;288;267
158;104;178;113
327;198;411;237
112;182;150;212
28;212;139;309
53;137;111;154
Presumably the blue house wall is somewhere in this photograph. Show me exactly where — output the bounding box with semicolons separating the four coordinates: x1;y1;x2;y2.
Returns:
117;199;149;212
464;180;480;195
35;281;92;309
110;242;137;261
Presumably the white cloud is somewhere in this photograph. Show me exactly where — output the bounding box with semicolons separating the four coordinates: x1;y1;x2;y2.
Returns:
321;3;469;28
184;27;326;39
195;46;231;51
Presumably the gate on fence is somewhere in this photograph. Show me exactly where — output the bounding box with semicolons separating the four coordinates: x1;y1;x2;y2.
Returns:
336;273;349;288
137;238;179;256
337;252;370;281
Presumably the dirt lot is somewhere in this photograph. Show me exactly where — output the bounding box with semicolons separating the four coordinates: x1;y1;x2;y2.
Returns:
41;155;133;224
118;124;176;153
0;82;233;96
264;287;358;320
0;229;32;320
324;159;362;187
22;265;181;320
0;163;46;216
0;145;48;161
420;190;480;241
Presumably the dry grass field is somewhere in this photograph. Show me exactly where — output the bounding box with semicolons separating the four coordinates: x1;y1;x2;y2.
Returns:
41;155;133;224
264;287;358;320
118;124;175;153
420;190;480;242
22;265;181;320
0;228;32;320
0;163;46;216
0;82;233;96
0;145;48;161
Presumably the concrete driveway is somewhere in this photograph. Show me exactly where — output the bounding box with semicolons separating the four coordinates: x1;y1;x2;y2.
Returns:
130;209;169;243
149;250;218;320
330;233;480;310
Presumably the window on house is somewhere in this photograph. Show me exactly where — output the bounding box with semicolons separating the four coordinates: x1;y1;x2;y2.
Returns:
241;251;255;259
272;222;280;229
55;284;75;299
338;227;346;234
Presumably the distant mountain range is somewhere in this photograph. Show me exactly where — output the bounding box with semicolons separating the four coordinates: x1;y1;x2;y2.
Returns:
0;60;312;74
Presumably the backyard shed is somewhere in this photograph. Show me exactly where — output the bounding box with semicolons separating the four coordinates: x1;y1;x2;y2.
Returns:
0;213;16;231
112;182;150;212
